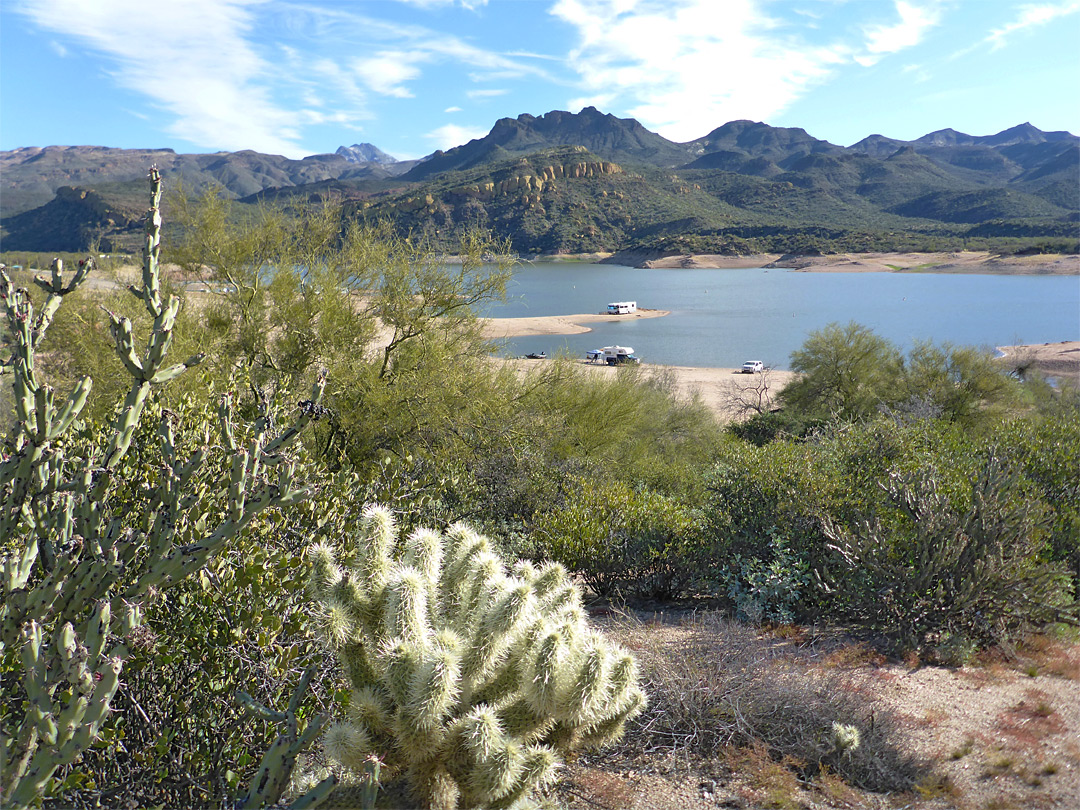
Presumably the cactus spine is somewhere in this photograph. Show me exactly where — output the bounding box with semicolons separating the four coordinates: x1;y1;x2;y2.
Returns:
309;506;647;809
0;168;328;806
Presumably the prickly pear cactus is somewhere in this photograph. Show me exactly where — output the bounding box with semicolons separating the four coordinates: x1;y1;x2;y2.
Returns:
308;505;647;810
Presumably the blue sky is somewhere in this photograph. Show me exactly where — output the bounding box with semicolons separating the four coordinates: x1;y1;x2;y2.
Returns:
2;0;1078;160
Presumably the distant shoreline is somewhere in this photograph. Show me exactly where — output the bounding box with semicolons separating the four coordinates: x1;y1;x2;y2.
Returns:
496;340;1079;421
528;250;1080;275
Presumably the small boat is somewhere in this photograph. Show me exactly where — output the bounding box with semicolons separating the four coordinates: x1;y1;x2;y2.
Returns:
525;351;548;360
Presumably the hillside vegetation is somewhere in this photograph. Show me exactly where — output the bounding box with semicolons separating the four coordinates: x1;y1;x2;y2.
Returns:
3;175;1078;808
2;108;1076;256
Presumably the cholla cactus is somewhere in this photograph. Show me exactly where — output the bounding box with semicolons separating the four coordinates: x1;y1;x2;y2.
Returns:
831;722;860;755
0;168;328;807
309;506;647;809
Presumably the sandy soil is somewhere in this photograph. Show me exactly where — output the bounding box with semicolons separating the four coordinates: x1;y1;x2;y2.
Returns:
557;620;1080;810
767;251;1080;275
998;340;1080;386
480;308;670;338
594;251;1079;275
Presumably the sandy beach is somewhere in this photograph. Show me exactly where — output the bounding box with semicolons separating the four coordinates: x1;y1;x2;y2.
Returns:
582;250;1079;275
997;340;1080;385
483;306;1079;419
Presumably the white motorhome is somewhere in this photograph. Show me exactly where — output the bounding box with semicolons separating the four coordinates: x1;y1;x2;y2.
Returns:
602;345;639;365
606;301;637;315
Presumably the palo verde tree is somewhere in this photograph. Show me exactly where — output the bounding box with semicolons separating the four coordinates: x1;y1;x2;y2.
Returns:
169;190;515;467
0;169;332;807
780;321;903;422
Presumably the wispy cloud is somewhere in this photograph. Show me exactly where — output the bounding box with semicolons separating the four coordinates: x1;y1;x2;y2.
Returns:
856;1;941;67
551;0;943;142
48;40;68;57
901;63;932;83
393;0;489;8
551;0;856;142
986;0;1080;50
13;0;551;156
445;105;464;113
466;88;508;99
425;122;487;150
15;0;307;155
949;0;1079;60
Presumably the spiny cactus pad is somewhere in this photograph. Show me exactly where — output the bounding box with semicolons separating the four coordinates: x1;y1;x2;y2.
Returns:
309;505;646;809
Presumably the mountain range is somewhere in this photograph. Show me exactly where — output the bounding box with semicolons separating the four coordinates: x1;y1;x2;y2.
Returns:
1;108;1076;255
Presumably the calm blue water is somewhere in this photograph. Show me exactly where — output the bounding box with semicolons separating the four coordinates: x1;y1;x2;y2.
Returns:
483;263;1080;369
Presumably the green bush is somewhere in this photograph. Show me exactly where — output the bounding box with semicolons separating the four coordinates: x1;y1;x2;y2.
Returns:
992;412;1080;593
819;455;1076;657
531;478;705;599
702;442;837;619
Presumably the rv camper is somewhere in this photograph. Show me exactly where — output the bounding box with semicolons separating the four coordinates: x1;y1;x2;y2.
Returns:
606;301;637;315
602;346;638;365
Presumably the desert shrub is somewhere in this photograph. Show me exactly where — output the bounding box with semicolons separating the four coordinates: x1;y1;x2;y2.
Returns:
781;322;903;422
1;170;331;808
992;412;1080;593
781;324;1029;431
16;395;334;809
723;529;811;625
702;443;837;619
308;506;647;809
894;341;1024;429
531;478;705;599
616;613;924;792
819;454;1077;657
726;409;826;446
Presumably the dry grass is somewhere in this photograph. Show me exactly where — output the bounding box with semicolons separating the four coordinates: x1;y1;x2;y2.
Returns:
605;613;926;793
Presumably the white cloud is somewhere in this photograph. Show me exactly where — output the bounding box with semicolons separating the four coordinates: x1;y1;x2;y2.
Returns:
445;105;464;113
550;0;851;142
14;0;307;155
425;123;487;150
901;62;932;82
986;1;1080;50
48;40;68;57
466;88;508;99
856;1;941;67
12;0;546;156
352;51;423;97
393;0;488;8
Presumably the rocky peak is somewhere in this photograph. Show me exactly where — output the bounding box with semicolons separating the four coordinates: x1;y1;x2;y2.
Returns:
335;143;397;164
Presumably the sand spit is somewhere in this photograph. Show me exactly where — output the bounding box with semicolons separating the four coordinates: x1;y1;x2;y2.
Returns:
480;308;669;339
998;340;1080;386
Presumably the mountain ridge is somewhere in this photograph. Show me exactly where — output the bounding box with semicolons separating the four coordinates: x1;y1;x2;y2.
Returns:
1;109;1076;255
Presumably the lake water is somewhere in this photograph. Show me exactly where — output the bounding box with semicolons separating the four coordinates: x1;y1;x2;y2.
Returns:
483;263;1080;369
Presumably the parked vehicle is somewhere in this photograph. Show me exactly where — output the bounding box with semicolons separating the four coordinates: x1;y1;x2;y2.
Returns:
603;346;639;365
606;301;637;314
741;360;764;373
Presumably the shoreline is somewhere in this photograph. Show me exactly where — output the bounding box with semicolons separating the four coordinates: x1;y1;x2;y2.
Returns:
481;307;669;339
532;250;1080;275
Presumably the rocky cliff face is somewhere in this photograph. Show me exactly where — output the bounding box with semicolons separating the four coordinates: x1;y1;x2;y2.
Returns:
1;185;142;252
